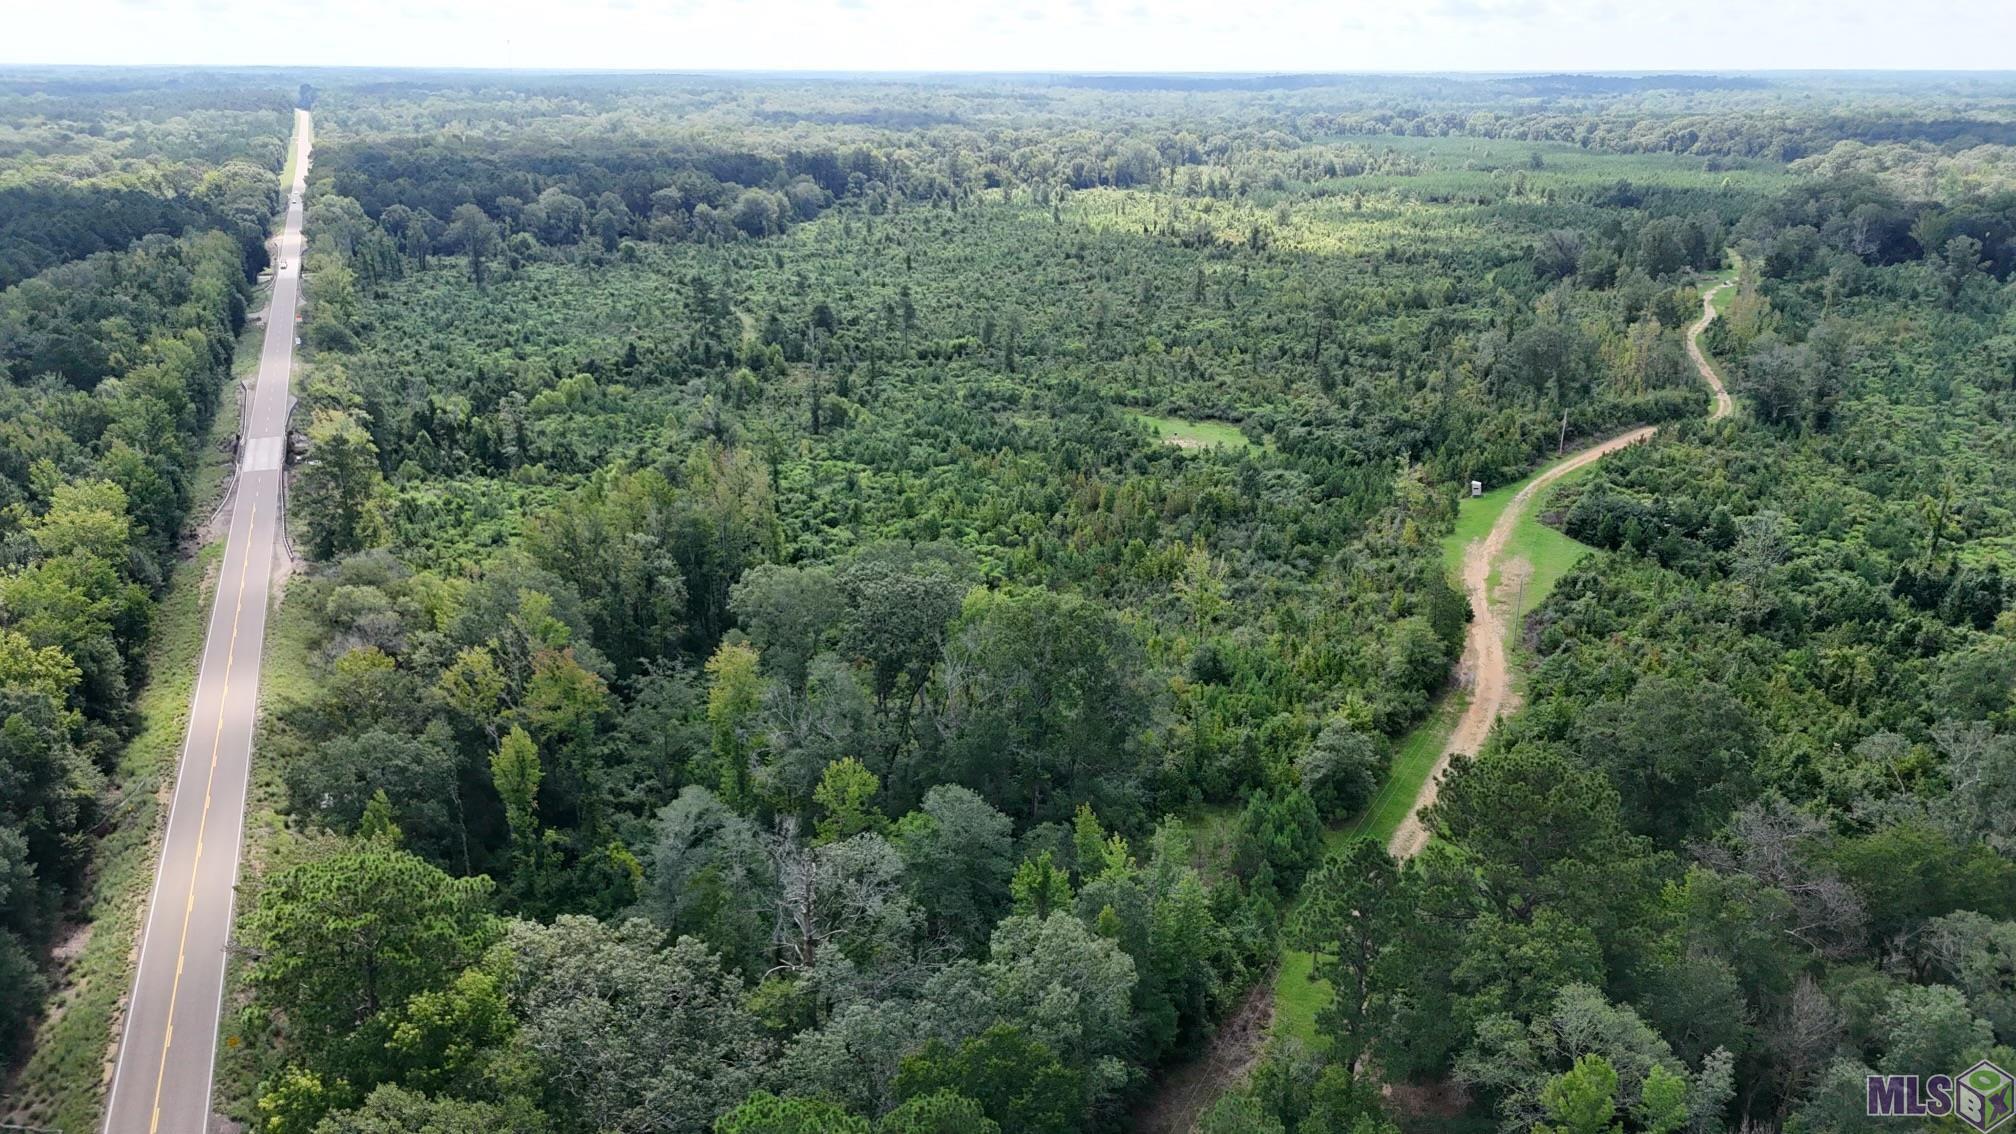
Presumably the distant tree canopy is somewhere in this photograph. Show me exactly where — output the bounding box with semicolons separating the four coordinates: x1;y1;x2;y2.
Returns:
0;72;279;1100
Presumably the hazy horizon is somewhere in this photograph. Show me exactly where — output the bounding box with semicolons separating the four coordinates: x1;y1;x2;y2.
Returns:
10;0;2016;74
8;63;2016;78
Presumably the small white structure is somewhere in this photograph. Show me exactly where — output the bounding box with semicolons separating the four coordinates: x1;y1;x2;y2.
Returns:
1470;480;1484;498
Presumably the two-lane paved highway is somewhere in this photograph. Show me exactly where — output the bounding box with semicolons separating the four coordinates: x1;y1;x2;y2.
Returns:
104;107;311;1134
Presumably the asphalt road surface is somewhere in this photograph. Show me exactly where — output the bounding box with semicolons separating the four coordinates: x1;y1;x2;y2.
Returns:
102;107;311;1134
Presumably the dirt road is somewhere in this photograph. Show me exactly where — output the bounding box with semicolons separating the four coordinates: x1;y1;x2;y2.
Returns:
1131;279;1735;1133
1386;280;1734;860
1687;283;1737;422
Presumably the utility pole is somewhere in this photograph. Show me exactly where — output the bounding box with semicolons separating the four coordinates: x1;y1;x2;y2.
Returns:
1506;560;1534;643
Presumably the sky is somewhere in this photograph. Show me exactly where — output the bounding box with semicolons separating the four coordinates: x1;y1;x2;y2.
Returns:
5;0;2016;73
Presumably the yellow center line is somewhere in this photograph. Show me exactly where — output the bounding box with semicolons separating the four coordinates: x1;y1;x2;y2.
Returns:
147;501;257;1134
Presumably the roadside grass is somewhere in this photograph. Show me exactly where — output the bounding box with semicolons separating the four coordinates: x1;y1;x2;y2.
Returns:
5;302;257;1129
1700;268;1742;399
234;281;273;381
1491;468;1600;648
248;584;317;731
1267;688;1466;1053
1265;270;1735;1052
212;583;320;1122
1268;266;1736;1064
191;322;251;526
1349;692;1468;851
1439;475;1521;569
174;276;268;528
1445;453;1602;651
1133;412;1257;451
279;131;299;195
7;540;224;1132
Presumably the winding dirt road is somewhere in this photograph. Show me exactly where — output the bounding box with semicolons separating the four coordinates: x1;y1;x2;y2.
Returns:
1385;279;1734;860
1687;283;1737;422
1135;280;1735;1133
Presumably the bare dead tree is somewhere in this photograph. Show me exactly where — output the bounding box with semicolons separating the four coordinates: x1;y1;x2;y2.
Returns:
1698;802;1867;959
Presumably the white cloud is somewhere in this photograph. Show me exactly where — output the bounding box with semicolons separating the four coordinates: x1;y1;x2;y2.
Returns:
3;0;2013;71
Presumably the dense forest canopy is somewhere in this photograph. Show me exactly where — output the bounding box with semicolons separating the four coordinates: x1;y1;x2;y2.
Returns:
0;74;289;287
5;67;2016;1134
0;72;278;1088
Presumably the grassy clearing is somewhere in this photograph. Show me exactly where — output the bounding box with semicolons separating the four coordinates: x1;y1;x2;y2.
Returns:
1270;949;1327;1050
1439;476;1521;568
1438;459;1570;571
1705;255;1742;315
1184;803;1242;875
1314;134;1790;197
1350;692;1468;851
1709;277;1738;315
1442;455;1601;651
1133;412;1255;452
